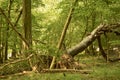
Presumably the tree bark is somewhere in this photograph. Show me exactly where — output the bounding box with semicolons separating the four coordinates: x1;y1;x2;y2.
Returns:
23;0;32;56
67;23;120;57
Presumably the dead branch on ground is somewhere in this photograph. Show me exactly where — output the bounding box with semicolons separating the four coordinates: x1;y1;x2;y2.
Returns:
42;69;92;74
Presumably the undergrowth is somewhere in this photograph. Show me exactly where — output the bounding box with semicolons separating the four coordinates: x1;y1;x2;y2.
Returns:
1;56;120;80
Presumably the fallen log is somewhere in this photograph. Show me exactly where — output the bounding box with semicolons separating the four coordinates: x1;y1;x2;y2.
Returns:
67;23;120;57
42;69;92;74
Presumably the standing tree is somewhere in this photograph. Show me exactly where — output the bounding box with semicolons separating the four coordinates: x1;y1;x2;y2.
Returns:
4;0;13;60
0;14;3;63
23;0;32;56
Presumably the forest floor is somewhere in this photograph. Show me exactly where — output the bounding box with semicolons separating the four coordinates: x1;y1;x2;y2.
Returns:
0;55;120;80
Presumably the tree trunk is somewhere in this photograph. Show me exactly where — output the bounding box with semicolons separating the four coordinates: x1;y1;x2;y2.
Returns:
0;14;3;63
4;0;13;60
97;36;107;61
67;23;120;57
57;0;78;49
23;0;32;56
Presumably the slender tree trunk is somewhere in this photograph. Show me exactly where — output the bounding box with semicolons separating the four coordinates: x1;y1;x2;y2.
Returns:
4;0;12;60
0;14;3;63
4;34;8;60
0;16;2;62
57;0;78;49
23;0;32;56
97;36;107;61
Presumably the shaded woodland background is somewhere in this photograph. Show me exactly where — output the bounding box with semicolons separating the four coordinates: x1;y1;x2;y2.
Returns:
0;0;120;79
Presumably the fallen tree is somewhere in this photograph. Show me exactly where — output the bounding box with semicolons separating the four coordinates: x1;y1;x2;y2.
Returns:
52;23;120;69
66;23;120;57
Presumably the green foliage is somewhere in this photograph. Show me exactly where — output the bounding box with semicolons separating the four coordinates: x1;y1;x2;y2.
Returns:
0;0;8;8
32;0;45;8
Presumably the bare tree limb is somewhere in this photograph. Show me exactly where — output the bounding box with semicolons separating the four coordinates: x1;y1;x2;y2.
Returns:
57;0;78;49
14;9;22;27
